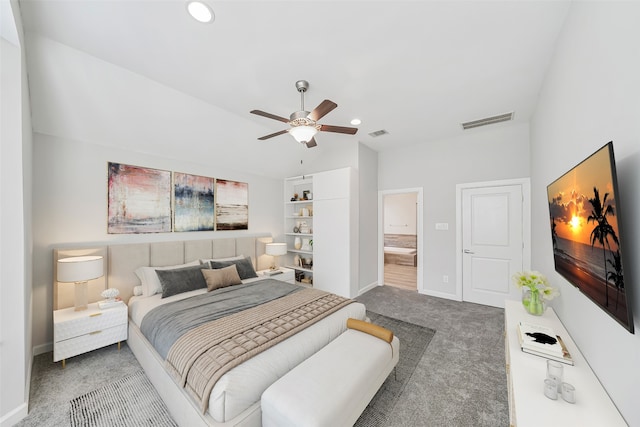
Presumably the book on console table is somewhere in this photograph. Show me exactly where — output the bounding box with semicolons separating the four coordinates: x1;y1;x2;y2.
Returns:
517;321;574;365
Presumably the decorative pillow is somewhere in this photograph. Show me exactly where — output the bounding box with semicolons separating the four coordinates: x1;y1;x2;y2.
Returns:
132;285;143;297
199;255;245;265
155;264;208;298
135;260;200;297
201;265;242;291
209;256;258;280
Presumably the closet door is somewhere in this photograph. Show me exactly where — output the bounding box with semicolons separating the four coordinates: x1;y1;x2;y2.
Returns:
313;198;351;297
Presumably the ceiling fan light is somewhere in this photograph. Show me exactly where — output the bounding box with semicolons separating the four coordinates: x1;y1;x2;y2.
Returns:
290;125;318;143
187;1;214;23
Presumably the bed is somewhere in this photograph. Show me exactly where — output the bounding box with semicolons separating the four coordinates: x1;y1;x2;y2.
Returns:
88;236;369;426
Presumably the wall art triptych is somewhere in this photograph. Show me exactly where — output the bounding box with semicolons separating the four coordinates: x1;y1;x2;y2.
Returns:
107;162;248;234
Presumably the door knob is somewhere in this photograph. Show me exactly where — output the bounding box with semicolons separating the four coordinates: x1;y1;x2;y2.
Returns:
463;249;474;254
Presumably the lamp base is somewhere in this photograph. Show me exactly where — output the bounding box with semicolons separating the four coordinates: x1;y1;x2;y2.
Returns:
74;281;89;311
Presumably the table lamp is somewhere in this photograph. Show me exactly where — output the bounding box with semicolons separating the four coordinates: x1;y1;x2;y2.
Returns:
265;243;287;271
57;255;104;311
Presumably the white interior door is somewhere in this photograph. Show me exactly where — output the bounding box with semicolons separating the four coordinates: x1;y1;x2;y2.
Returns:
461;184;524;307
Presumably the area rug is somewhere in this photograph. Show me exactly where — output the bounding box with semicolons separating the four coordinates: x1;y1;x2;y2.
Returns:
69;370;177;427
355;311;436;427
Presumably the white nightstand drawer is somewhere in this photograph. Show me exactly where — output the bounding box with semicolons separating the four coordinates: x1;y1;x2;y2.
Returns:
54;323;127;362
54;303;127;342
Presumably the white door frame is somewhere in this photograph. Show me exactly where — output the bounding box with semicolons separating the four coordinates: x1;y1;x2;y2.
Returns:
455;178;531;302
378;188;424;293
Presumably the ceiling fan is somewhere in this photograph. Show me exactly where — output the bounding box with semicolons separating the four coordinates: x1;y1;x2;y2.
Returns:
250;80;358;148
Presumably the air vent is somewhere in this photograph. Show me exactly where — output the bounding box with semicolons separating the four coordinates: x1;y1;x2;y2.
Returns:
461;112;514;130
368;129;389;138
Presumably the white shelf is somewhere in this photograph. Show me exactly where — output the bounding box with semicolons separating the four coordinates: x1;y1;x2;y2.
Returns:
286;200;313;205
285;264;313;273
288;249;312;255
504;300;625;427
286;233;313;237
286;216;313;220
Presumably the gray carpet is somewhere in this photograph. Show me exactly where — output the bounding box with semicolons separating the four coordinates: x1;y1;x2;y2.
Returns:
356;286;509;427
19;286;508;426
69;370;176;427
356;312;436;426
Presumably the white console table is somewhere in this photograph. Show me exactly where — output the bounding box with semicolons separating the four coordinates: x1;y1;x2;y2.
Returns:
504;300;626;426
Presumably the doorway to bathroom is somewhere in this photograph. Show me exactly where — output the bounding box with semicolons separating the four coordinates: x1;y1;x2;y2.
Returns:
379;188;423;292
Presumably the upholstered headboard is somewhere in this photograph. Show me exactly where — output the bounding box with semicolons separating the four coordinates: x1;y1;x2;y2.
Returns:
53;235;272;309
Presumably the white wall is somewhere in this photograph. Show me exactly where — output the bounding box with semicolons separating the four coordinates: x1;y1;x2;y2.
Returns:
357;143;378;293
30;133;283;351
0;1;31;422
378;123;530;297
384;193;417;235
530;2;640;425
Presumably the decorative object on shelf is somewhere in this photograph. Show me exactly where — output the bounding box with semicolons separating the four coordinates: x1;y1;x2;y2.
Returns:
301;238;312;251
266;242;287;271
101;287;120;302
294;254;301;267
294;237;302;250
302;258;313;269
301;207;310;217
512;271;559;316
57;256;104;311
303;190;312;200
291;193;299;201
293;225;300;233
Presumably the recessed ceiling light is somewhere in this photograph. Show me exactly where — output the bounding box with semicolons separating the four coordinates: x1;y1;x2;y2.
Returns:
350;118;362;126
187;1;214;23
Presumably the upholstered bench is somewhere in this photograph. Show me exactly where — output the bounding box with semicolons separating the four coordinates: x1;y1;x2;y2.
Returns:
261;321;400;427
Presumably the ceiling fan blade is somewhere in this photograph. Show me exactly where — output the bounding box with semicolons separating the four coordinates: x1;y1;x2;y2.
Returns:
308;100;337;121
258;129;289;140
250;110;290;123
319;124;358;135
305;138;318;148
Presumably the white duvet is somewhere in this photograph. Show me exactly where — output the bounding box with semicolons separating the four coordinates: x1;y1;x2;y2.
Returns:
128;279;366;422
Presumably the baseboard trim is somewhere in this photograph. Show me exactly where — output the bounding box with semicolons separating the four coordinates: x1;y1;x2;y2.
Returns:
33;341;52;356
418;288;461;301
0;402;28;427
358;281;379;296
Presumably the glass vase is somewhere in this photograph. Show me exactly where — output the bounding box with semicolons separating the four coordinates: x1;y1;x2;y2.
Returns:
522;288;545;316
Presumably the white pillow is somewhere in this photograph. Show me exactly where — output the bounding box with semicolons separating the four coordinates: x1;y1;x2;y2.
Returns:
135;260;200;297
132;285;143;296
199;255;245;265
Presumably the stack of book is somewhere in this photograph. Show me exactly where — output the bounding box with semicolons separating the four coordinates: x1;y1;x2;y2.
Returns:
517;321;574;365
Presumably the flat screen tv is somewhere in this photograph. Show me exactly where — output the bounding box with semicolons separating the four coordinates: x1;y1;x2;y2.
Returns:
547;142;634;333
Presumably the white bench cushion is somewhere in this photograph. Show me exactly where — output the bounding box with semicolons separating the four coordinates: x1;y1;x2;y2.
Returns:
262;329;400;427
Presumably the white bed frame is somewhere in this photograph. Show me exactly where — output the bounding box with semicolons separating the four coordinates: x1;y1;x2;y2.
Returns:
57;235;272;426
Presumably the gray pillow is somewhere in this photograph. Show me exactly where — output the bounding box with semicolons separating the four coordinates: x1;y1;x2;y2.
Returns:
209;256;258;280
156;264;208;298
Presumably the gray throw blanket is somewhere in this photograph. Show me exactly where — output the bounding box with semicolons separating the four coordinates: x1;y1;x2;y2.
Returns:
140;279;301;359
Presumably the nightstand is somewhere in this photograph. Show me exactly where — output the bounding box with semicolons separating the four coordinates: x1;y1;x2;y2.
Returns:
53;301;127;368
258;267;295;284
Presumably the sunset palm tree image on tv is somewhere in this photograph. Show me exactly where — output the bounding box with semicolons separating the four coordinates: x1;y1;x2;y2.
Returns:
547;142;633;333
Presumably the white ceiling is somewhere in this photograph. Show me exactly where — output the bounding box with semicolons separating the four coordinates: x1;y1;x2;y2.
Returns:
17;0;571;178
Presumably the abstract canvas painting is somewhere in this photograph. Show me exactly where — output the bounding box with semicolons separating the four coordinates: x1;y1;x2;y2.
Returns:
215;179;248;230
108;163;172;234
173;172;215;232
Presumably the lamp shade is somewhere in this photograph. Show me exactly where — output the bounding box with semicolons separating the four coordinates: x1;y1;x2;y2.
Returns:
289;125;318;143
265;243;287;257
57;256;104;283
